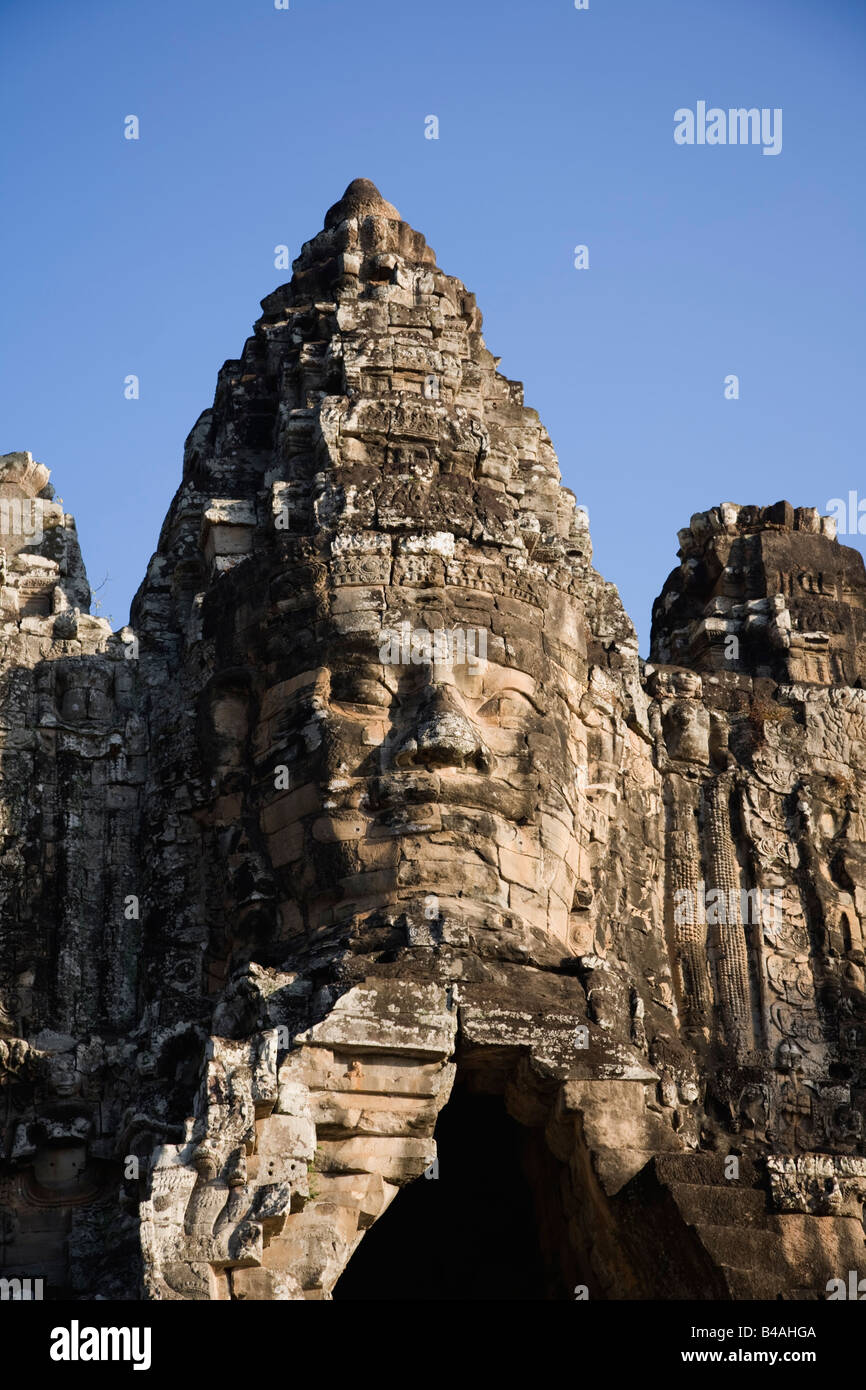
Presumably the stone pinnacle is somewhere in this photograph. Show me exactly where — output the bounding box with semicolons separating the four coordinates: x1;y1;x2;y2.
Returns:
324;178;402;229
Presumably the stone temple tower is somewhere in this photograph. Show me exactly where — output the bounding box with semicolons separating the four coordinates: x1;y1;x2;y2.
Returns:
2;181;866;1300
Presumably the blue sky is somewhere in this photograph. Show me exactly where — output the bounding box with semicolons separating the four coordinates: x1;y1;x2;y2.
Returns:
1;0;864;648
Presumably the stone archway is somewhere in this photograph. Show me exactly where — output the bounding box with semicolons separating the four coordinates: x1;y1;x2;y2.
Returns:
333;1086;573;1300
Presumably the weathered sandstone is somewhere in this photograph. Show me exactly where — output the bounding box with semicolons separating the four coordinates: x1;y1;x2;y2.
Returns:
2;180;865;1300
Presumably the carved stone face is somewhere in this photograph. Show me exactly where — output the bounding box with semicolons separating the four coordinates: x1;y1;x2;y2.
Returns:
251;556;590;964
46;1054;79;1096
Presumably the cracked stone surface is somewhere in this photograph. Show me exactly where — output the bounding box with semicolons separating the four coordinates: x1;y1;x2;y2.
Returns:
2;180;866;1300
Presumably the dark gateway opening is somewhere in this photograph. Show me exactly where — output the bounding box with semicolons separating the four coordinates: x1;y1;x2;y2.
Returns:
333;1087;572;1300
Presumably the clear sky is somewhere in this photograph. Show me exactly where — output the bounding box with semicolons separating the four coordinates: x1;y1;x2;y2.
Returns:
1;0;864;649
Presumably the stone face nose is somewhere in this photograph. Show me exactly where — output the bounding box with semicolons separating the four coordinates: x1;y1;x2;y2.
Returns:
324;178;401;229
395;707;492;772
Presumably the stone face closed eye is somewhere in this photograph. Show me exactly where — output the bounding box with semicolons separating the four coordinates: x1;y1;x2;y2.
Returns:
476;690;541;720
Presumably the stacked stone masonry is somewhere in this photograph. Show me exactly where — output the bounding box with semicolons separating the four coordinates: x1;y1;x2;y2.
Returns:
2;181;865;1299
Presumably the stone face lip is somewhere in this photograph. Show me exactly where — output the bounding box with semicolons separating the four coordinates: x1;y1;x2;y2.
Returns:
4;182;866;1306
324;177;402;229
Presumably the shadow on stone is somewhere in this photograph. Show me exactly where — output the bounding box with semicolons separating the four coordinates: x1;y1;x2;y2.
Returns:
333;1087;567;1300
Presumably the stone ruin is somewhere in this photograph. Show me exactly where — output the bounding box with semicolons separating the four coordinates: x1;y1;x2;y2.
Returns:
2;179;866;1300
